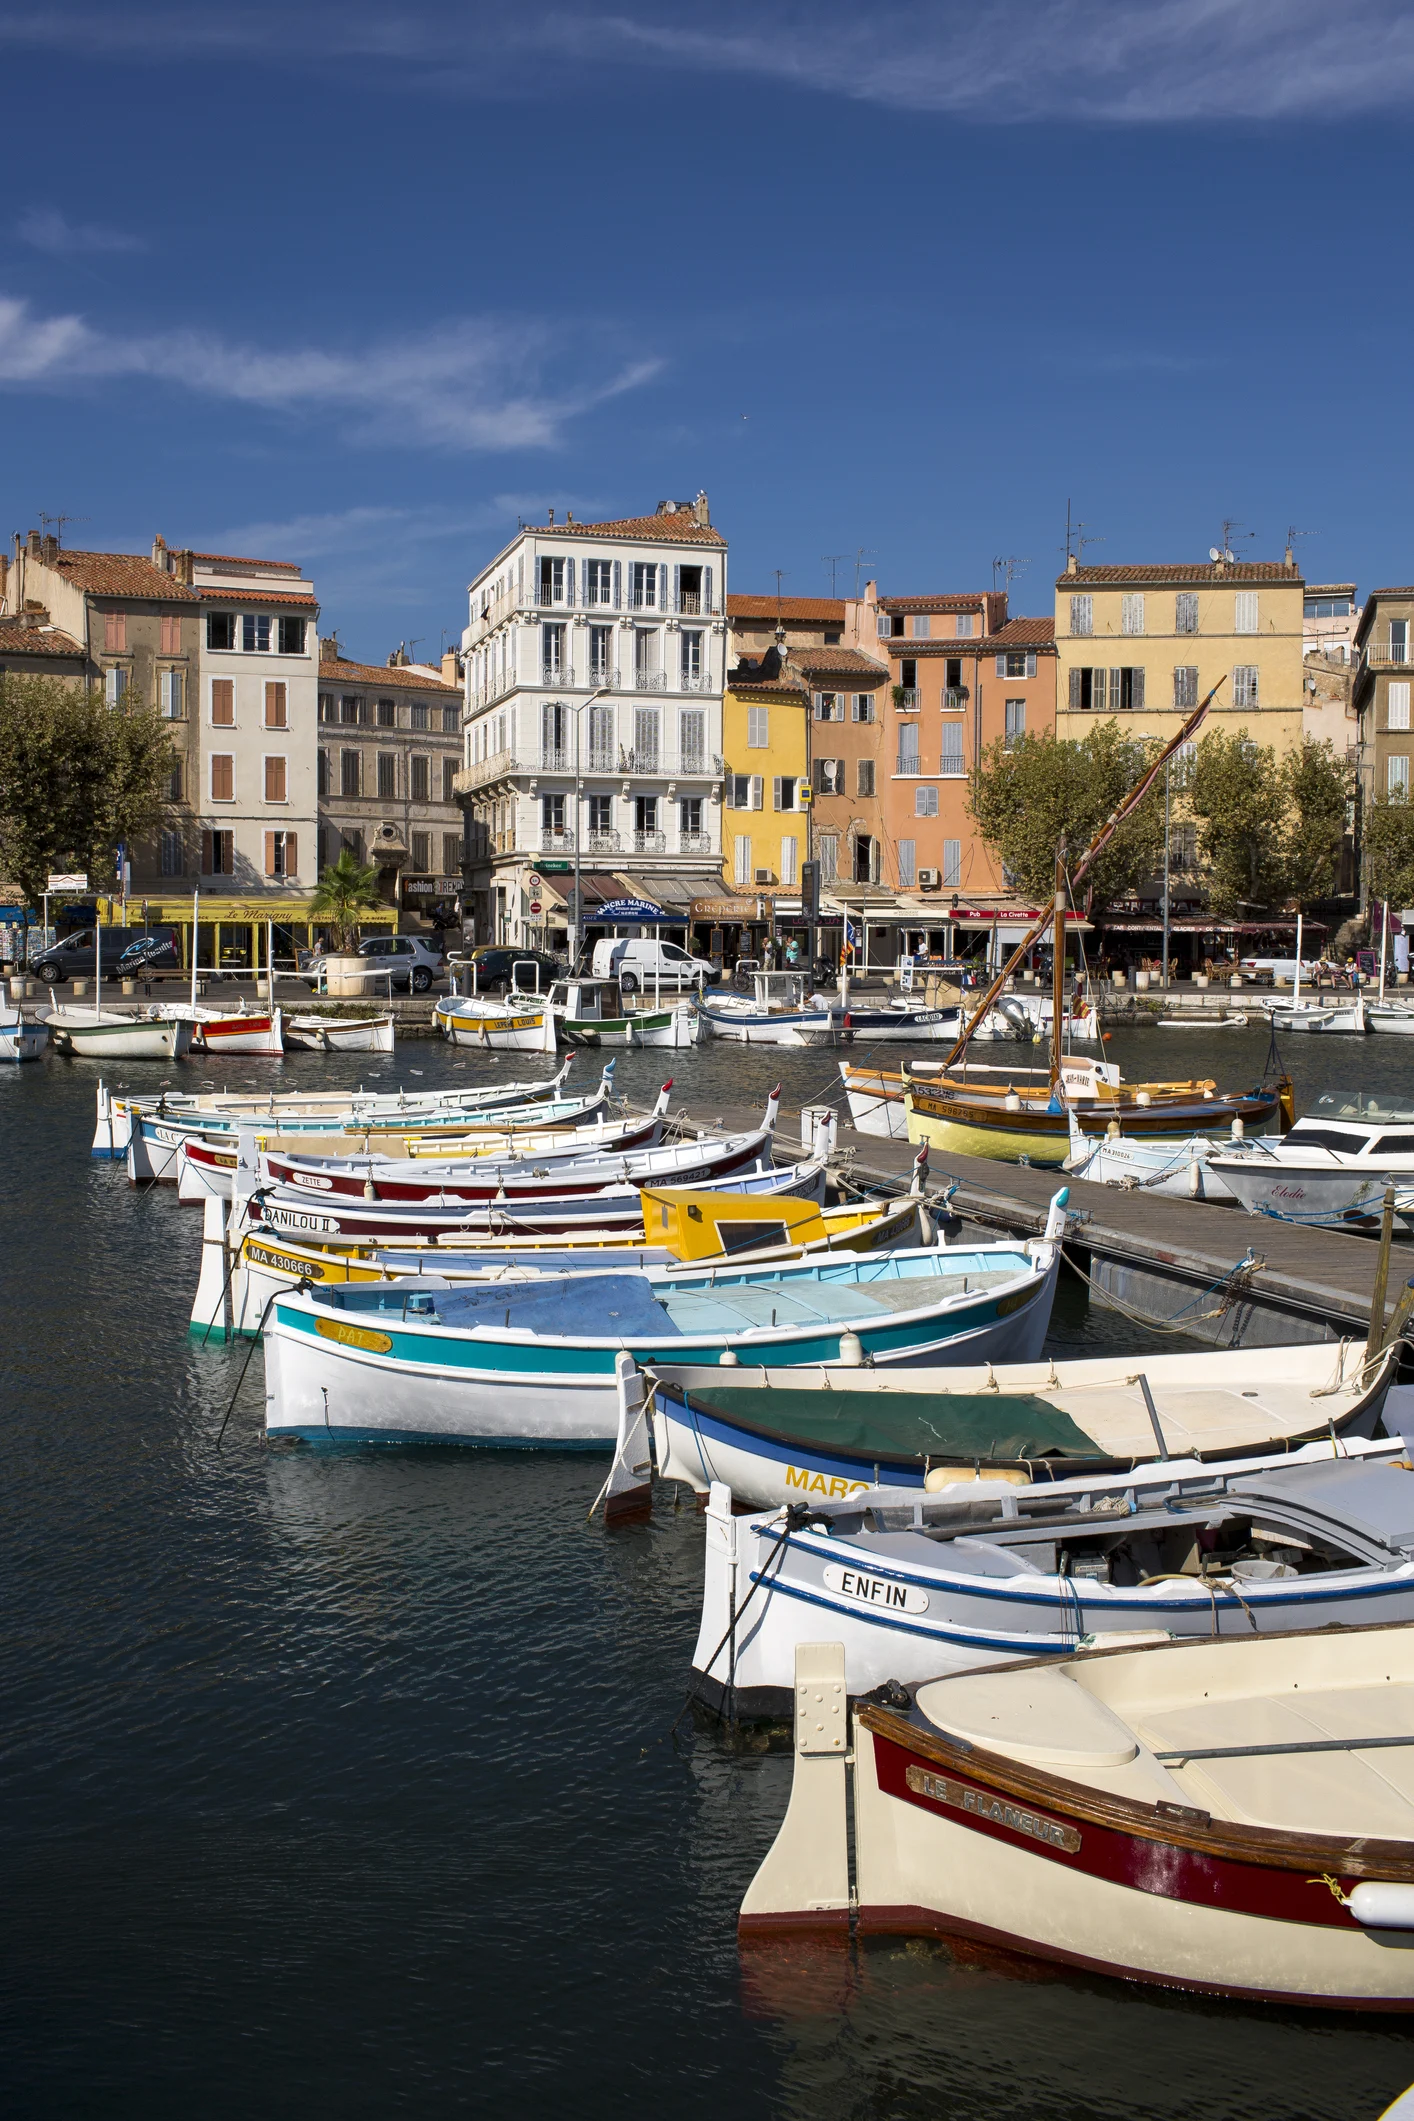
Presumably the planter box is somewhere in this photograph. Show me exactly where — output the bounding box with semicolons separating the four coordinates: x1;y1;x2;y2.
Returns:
323;953;373;999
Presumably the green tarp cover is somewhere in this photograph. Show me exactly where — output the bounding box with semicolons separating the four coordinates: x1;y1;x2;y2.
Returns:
673;1384;1099;1466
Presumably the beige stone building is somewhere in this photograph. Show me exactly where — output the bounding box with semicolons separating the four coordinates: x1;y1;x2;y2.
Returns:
1055;555;1305;755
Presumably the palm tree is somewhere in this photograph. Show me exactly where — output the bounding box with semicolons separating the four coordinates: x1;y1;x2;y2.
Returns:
310;847;382;951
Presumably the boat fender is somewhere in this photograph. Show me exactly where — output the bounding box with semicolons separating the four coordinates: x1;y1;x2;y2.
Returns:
1349;1882;1414;1930
839;1330;865;1367
1136;1091;1152;1107
720;1348;740;1366
1231;1117;1245;1140
1107;1119;1120;1139
1004;1091;1021;1111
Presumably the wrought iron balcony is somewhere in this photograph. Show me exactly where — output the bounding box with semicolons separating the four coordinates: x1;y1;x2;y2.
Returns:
634;670;667;691
540;828;575;852
1364;641;1414;669
586;828;620;853
584;747;617;774
586;665;619;689
940;756;967;778
678;670;714;692
943;687;968;709
894;688;921;710
540;747;570;772
541;663;572;687
895;752;923;776
679;830;713;854
632;829;666;852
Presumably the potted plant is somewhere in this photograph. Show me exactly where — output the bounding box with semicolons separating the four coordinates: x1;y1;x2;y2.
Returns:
310;849;382;996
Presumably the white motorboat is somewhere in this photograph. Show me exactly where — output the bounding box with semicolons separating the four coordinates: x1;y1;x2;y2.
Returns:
548;976;698;1049
743;1624;1414;2008
1156;1011;1249;1028
48;1007;194;1060
1061;1106;1242;1200
0;1004;47;1061
968;992;1101;1043
284;1013;395;1052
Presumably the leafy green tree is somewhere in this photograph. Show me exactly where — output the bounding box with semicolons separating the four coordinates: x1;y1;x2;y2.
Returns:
0;673;172;907
1281;737;1353;909
1366;796;1414;913
968;722;1165;914
310;847;382;950
1186;727;1286;917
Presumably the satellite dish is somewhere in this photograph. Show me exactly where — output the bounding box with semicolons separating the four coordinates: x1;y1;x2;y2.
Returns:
1209;547;1221;561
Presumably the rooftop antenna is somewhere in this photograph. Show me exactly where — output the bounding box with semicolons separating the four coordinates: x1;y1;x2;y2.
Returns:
1219;517;1255;564
1064;499;1102;565
38;511;86;546
407;637;424;661
853;547;875;600
1284;525;1314;567
821;553;849;597
993;555;1031;594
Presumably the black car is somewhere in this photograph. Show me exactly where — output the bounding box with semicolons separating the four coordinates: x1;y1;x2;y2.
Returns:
462;946;561;995
32;925;181;984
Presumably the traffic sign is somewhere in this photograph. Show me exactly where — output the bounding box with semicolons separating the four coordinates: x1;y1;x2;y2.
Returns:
529;899;543;915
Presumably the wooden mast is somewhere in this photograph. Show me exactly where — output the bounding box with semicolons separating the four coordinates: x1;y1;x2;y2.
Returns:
1050;843;1067;1093
937;678;1225;1074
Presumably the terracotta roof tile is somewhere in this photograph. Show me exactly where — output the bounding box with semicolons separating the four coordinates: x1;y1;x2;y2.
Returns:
988;617;1056;647
1056;562;1302;587
879;593;992;613
790;646;890;679
48;550;199;601
729;595;845;622
320;654;458;694
725;674;808;697
191;551;301;571
199;587;320;607
537;511;725;547
0;622;86;657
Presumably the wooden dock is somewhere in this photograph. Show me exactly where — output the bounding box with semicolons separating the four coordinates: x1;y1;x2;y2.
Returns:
665;1093;1408;1347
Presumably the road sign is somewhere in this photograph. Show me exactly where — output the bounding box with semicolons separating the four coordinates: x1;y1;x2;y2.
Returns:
47;873;88;892
529;899;543;915
528;872;543;890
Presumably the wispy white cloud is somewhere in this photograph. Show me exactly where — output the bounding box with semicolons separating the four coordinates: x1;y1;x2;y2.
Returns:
17;206;146;256
2;1;1414;121
0;293;661;450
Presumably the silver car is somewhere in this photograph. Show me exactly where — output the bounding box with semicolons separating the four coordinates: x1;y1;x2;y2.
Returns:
306;934;446;994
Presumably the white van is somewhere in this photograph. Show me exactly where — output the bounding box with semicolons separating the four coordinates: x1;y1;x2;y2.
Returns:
590;935;714;992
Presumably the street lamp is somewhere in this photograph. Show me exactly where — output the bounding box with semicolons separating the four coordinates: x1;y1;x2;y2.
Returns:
566;685;606;969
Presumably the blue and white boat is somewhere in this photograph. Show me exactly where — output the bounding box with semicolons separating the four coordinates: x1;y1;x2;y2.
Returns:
261;1198;1066;1445
692;1422;1414;1717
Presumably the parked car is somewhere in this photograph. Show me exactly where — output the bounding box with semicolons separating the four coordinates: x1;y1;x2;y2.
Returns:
305;933;447;994
32;926;181;984
590;935;713;993
457;946;562;995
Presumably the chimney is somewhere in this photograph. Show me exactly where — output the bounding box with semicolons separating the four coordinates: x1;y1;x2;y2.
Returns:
321;632;340;664
1065;552;1077;575
441;650;460;686
152;533;169;569
693;490;710;528
1285;543;1295;569
41;534;58;562
547;507;555;524
27;529;41;557
170;547;194;585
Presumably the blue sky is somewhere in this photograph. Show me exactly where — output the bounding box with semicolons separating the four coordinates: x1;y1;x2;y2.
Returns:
1;1;1411;660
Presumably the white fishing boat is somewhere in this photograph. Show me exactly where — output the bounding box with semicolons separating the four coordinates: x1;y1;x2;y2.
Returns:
1257;911;1368;1034
700;972;836;1047
967;992;1101;1043
638;1335;1394;1511
742;1624;1414;2008
691;1421;1414;1717
48;1007;194;1060
284;1013;395;1052
0;1004;47;1061
1156;1011;1249;1029
833;997;961;1045
1061;1106;1242;1200
547;976;698;1049
1369;1004;1414;1035
169;1001;285;1054
434;987;556;1052
260;1208;1064;1445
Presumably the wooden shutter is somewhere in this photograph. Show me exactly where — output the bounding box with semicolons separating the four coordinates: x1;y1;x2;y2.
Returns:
995;653;1006;677
673;564;682;610
211;754;234;801
264;831;277;877
773;777;784;811
211;679;234;725
750;775;763;811
265;681;287;727
703;566;713;614
658;563;668;611
612;559;621;609
201;830;214;874
1131;667;1145;710
264;756;286;802
1068;667;1081;708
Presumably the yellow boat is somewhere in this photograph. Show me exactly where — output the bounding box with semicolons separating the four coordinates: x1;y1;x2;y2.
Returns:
903;1073;1282;1168
203;1186;928;1336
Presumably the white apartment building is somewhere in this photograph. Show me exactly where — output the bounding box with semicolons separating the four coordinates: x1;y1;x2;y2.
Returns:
191;550;320;896
457;497;727;951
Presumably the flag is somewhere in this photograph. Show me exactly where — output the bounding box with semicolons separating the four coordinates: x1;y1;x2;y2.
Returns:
844;917;859;948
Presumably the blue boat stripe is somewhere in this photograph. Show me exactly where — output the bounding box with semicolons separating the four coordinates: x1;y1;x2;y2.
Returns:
749;1571;1071;1655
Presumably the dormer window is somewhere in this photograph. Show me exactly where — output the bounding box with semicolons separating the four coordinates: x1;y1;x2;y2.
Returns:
955;613;974;637
242;613;272;652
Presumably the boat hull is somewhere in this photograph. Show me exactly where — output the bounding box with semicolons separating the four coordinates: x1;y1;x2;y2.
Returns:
190;1010;284;1055
0;1018;47;1061
1208;1157;1414;1227
284;1015;395;1052
49;1011;194;1059
907;1085;1279;1167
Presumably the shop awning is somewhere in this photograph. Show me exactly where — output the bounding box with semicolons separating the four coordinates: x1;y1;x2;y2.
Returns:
1099;916;1329;934
619;874;700;912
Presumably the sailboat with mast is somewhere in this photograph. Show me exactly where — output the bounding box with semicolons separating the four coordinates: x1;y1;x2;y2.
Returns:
903;686;1289;1165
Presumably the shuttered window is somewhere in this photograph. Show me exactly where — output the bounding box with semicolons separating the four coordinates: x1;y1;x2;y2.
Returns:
1232;666;1260;708
318;748;330;796
941;724;965;773
377;753;396;798
443;756;457;803
264;756;287;802
1173;666;1199;709
747;706;769;746
160;670;184;718
159;615;181;654
942;839;962;887
412;831;431;869
104;666;128;706
1175;592;1199;634
264;681;287;727
201;829;234;875
210;754;234;801
264;830;296;878
734;836;750;885
818;833;838;882
340;749;361;797
852;694;874;722
1234;592;1259;634
915;786;939;816
857;758;875;796
1121;593;1145;635
411;755;430;802
1390;755;1410;798
897;839;916;887
1390;682;1412;731
443;833;462;872
1070;596;1093;636
211;679;235;726
1005;699;1026;746
780;836;798;886
772;777;796;811
103;611;126;652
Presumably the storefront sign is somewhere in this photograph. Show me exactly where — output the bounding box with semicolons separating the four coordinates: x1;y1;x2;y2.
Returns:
401;874;462;901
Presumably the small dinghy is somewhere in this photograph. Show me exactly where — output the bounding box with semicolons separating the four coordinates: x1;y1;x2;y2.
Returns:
169;1000;285;1054
284;1013;395;1052
692;1423;1414;1716
644;1335;1393;1510
48;1007;194;1060
0;1003;47;1061
434;989;555;1052
260;1213;1063;1445
700;972;836;1047
744;1622;1414;2009
1156;1011;1248;1028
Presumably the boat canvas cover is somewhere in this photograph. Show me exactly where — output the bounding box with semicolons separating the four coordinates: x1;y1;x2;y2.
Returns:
319;1271;678;1341
1229;1456;1414;1555
660;1382;1096;1464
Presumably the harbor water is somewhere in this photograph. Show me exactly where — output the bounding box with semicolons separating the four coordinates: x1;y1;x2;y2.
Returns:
4;1024;1414;2118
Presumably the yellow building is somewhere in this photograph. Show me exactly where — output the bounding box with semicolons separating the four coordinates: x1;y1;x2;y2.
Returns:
720;661;811;897
1054;555;1306;754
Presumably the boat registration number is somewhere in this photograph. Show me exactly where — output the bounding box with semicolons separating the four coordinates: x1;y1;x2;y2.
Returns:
246;1242;327;1279
905;1764;1082;1852
823;1563;929;1615
263;1207;343;1234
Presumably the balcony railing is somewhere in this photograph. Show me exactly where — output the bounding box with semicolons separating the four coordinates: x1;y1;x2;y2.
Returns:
540;828;575;852
895;688;921;710
634;670;667;691
586;828;620;853
455;748;518;794
940;756;967;777
895;752;923;775
1365;641;1414;668
678;670;713;692
541;663;571;687
679;830;713;854
623;748;661;774
586;665;618;689
943;687;968;709
632;829;666;852
540;747;570;772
